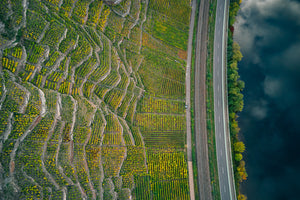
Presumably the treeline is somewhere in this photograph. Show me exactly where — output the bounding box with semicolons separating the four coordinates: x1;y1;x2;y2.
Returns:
227;1;247;200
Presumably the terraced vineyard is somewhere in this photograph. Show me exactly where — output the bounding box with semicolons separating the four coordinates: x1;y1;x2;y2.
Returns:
0;0;191;199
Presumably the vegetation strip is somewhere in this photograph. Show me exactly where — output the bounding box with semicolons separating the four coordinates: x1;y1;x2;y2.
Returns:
227;1;248;199
206;0;221;199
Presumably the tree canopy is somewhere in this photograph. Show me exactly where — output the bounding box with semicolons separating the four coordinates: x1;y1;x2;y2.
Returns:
234;141;245;153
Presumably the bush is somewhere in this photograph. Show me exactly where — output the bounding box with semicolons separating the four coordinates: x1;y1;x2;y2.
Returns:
234;141;245;153
235;153;243;161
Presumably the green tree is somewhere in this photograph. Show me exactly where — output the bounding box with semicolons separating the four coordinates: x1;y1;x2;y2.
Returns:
237;80;245;90
232;42;243;62
228;69;240;83
234;141;245;153
229;2;240;25
235;153;243;161
230;62;238;71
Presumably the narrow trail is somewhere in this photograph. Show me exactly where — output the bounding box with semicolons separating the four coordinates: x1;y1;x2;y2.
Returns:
185;0;197;199
2;112;13;142
38;88;47;117
0;75;7;110
70;96;78;141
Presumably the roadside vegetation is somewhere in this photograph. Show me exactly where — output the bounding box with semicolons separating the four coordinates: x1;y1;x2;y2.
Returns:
190;1;200;199
227;0;248;200
206;0;221;199
0;0;192;199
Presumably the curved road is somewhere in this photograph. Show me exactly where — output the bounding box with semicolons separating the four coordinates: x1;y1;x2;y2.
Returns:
213;0;237;199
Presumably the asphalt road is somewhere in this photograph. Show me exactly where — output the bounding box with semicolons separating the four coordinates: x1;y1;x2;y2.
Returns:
213;0;237;199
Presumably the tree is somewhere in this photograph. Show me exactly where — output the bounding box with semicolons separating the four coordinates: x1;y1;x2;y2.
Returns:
235;153;243;161
228;69;240;83
230;62;238;71
232;42;243;62
229;92;243;112
229;2;240;26
238;194;247;200
237;80;245;90
237;161;248;181
229;112;236;120
234;141;245;153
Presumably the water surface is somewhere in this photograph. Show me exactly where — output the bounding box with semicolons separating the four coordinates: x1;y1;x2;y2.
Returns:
234;0;300;199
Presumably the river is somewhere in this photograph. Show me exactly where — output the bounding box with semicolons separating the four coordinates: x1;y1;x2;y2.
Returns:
234;0;300;199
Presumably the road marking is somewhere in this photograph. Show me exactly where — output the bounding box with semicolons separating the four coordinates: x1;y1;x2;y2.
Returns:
213;0;236;199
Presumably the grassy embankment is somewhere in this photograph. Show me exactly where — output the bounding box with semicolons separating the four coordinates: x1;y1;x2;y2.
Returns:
190;1;200;199
227;1;248;200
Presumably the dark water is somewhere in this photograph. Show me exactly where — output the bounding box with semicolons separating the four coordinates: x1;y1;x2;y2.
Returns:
234;0;300;199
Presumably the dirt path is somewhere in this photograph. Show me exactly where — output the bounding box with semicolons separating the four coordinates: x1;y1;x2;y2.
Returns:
194;0;213;199
185;0;197;199
0;76;7;110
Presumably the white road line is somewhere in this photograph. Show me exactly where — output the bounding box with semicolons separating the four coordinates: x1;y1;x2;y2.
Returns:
214;0;237;199
220;0;235;199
